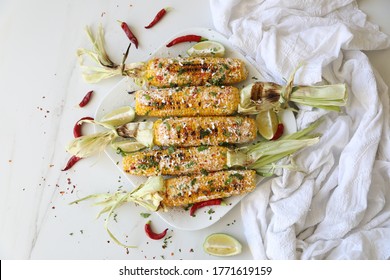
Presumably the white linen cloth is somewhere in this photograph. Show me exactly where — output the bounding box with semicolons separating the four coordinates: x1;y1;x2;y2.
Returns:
210;0;390;259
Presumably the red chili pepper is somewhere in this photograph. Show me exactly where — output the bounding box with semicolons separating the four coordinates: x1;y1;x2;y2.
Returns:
190;198;222;217
166;35;207;47
73;117;94;138
271;123;284;141
144;220;168;240
78;90;94;107
119;21;139;49
61;156;82;171
145;8;169;29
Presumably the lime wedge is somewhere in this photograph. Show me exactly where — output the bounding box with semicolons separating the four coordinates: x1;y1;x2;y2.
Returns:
203;233;242;257
256;109;278;140
100;106;135;127
111;140;145;153
187;41;225;57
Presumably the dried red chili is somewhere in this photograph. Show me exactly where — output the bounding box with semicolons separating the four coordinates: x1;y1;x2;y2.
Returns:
271;123;284;141
166;35;207;47
190;198;222;217
145;8;169;29
119;21;139;48
144;220;168;240
79;90;94;107
61;155;82;171
73;117;94;138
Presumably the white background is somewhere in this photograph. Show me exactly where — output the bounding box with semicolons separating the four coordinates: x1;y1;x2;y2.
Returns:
0;0;389;260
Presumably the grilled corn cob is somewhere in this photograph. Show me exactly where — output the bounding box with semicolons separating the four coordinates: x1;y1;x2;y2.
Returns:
135;86;239;117
143;57;248;87
123;146;229;176
162;170;256;207
153;116;257;147
78;25;249;85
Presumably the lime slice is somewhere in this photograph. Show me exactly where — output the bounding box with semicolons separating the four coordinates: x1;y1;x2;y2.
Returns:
203;233;242;257
100;106;135;127
256;109;278;140
187;41;225;57
111;140;145;153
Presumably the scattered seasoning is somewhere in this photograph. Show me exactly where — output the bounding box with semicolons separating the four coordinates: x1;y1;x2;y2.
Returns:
166;35;207;47
144;220;168;240
119;21;139;48
145;8;170;29
78;90;94;107
73;116;94;138
61;156;82;171
162;235;172;249
140;213;151;218
190;198;222;217
197;145;208;152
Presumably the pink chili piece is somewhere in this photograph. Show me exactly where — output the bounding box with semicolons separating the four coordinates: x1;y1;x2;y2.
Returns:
119;21;139;49
144;220;168;240
79;90;94;107
145;8;169;29
166;35;207;47
61;156;82;171
73;117;94;138
190;198;222;217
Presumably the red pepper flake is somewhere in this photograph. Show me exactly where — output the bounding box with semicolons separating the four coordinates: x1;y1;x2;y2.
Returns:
78;90;94;107
271;123;284;140
118;21;139;48
166;35;207;47
144;220;168;240
73;116;94;138
190;198;222;217
61;155;82;171
145;8;170;29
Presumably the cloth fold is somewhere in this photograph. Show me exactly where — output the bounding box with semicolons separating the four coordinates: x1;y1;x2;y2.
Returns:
210;0;390;259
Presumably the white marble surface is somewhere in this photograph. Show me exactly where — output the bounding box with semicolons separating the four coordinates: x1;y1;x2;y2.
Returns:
0;0;389;260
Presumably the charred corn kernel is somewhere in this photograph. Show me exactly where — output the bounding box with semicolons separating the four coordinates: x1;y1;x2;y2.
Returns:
123;146;229;176
144;57;248;87
162;170;256;207
153;116;257;147
135;86;239;117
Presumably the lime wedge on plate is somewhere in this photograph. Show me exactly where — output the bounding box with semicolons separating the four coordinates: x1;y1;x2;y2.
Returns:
187;41;225;57
100;106;135;127
111;140;145;153
203;233;242;257
256;109;279;140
